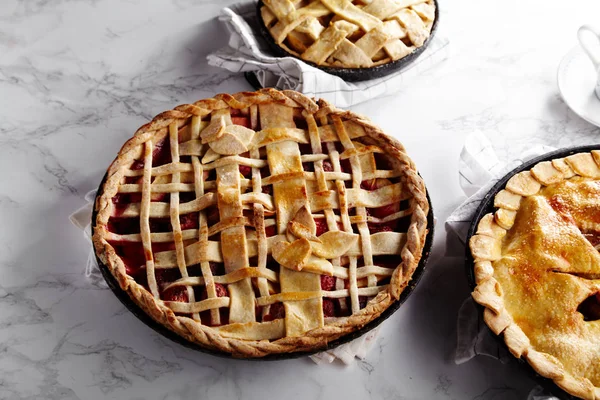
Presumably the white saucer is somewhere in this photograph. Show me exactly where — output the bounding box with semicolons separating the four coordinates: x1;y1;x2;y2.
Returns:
557;45;600;128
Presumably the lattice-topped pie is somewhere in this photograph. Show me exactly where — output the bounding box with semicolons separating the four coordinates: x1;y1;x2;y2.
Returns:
93;89;429;357
260;0;436;69
470;151;600;399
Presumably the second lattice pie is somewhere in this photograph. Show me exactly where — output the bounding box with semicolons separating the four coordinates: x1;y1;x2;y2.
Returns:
260;0;436;69
93;89;429;357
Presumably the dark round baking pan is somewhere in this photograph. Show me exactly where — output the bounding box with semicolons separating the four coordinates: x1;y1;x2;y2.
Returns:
255;0;439;82
465;145;600;399
91;172;435;360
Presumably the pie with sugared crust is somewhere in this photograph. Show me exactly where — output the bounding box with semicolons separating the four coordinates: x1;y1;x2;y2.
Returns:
92;88;429;357
470;151;600;399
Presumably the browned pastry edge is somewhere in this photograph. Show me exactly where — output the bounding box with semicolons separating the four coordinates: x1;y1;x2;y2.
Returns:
469;151;600;400
92;88;429;358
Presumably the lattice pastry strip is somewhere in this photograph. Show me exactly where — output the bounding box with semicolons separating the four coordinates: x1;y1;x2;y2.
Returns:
166;122;197;318
190;115;219;324
93;89;429;357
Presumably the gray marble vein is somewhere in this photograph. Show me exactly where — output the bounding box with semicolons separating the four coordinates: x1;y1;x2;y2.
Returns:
1;0;600;399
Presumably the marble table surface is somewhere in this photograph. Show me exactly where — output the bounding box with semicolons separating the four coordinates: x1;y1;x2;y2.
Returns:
2;0;600;399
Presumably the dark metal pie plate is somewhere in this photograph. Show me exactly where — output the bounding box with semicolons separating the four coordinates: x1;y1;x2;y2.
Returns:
254;0;440;82
464;145;600;399
92;173;435;360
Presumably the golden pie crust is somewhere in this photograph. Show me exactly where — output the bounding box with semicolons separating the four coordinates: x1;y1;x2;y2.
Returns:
93;89;429;357
260;0;436;69
469;151;600;399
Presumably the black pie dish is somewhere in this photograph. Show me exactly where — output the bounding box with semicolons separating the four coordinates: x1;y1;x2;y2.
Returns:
254;0;440;83
92;173;435;360
464;145;600;399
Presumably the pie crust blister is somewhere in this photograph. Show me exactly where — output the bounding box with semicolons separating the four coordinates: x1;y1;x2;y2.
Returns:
93;89;429;357
469;151;600;399
260;0;436;69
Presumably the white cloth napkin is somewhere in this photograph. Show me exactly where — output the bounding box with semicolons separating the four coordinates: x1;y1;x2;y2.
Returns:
207;2;450;108
446;132;557;252
445;131;560;399
70;192;380;364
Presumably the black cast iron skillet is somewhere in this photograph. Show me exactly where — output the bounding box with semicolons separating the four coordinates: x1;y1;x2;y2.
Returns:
465;145;600;399
92;174;435;360
254;0;440;82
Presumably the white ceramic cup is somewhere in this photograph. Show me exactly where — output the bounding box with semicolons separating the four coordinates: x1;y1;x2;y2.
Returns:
578;25;600;100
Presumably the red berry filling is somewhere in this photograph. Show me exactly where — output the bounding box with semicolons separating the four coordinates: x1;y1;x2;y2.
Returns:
360;179;378;191
163;286;188;303
372;255;400;269
366;223;394;233
198;283;230;326
578;292;600;321
179;192;196;203
322;299;336;317
179;212;199;230
265;225;277;237
583;231;600;247
155;268;181;290
320;275;336;291
200;282;228;300
339;159;351;173
302;162;314;172
148;218;171;233
108;218;140;235
231;116;251;128
367;203;398;220
358;296;369;310
239;164;252;177
152;137;171;167
206;207;220;225
128;137;172;170
263;302;285;322
111;242;145;275
111;194;132;217
209;262;225;276
315;219;328;236
131;160;145;170
151;242;175;253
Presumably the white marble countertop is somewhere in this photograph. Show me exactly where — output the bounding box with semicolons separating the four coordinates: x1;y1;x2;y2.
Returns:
2;0;600;399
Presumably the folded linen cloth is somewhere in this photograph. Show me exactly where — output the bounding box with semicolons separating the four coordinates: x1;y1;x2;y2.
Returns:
207;2;450;107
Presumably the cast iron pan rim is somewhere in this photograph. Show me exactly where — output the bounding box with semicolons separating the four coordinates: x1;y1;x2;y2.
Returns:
91;173;434;361
254;0;440;82
464;145;600;399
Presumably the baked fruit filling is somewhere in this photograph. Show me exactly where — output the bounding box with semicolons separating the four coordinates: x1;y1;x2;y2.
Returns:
578;292;600;322
105;110;411;326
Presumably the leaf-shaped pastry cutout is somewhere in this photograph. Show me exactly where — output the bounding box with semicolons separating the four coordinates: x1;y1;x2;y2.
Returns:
288;221;320;242
272;238;311;271
301;255;333;276
200;116;226;144
208;125;255;155
201;148;220;164
291;205;316;235
311;231;358;258
225;125;255;146
209;132;248;155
